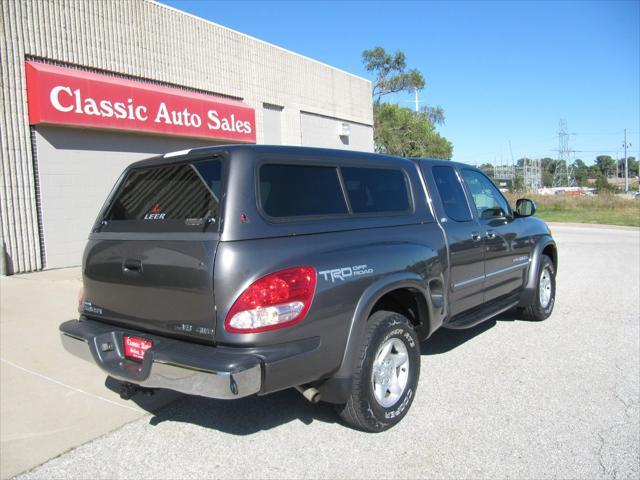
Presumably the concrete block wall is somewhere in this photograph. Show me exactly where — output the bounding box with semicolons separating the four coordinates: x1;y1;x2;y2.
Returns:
300;112;374;151
0;0;373;273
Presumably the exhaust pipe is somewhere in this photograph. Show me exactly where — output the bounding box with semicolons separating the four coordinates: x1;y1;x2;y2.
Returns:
295;385;321;403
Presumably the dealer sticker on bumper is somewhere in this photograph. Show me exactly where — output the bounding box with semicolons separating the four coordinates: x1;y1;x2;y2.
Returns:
123;336;152;361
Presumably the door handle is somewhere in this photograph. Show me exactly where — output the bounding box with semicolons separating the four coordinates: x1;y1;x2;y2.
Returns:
122;259;143;274
471;232;482;242
485;230;496;239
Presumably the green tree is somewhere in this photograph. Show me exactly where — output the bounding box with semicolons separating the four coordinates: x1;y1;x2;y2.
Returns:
541;157;556;172
363;47;452;158
594;174;619;193
615;158;624;178
595;155;616;177
510;175;526;193
540;157;556;187
374;103;452;158
362;47;425;102
572;159;589;186
479;163;495;178
422;105;446;126
625;157;638;177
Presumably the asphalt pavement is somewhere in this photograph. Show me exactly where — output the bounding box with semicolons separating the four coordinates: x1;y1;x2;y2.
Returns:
14;224;640;479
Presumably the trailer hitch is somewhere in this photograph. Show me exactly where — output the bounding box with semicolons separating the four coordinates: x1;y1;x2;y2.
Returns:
119;382;155;400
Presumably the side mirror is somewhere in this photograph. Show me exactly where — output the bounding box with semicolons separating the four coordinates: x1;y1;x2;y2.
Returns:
515;198;536;217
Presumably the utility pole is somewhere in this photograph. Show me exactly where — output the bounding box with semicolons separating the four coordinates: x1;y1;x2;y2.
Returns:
623;128;631;193
413;87;419;112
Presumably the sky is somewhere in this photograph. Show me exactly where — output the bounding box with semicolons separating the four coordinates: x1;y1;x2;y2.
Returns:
160;0;639;165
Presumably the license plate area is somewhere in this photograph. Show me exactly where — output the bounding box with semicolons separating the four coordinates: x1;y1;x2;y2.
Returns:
123;335;153;361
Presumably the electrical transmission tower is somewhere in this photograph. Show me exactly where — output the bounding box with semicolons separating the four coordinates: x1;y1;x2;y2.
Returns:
553;119;576;187
493;161;515;181
518;158;542;192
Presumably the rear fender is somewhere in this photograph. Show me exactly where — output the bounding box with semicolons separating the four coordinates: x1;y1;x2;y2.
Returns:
319;271;442;403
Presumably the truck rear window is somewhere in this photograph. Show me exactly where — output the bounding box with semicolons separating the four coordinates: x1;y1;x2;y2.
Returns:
260;164;348;217
103;159;222;230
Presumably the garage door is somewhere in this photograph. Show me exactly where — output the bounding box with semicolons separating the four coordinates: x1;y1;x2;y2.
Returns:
33;126;219;269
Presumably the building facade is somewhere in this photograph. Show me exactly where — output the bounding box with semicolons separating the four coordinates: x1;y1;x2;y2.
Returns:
1;0;374;274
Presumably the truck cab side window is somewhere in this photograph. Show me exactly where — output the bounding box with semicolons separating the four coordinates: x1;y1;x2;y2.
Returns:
259;164;347;217
461;169;511;219
432;166;472;222
341;167;410;214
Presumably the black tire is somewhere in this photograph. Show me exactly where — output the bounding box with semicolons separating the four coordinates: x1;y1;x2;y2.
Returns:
522;254;556;321
336;310;420;432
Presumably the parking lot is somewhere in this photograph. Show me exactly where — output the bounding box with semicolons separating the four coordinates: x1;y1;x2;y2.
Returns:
4;224;639;479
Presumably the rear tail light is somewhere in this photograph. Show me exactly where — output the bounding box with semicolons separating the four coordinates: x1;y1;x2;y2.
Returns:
225;266;317;333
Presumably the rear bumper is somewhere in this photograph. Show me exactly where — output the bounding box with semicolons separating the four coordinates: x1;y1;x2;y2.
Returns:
60;319;261;400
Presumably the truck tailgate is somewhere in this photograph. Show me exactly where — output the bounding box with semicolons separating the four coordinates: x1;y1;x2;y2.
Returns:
82;236;218;343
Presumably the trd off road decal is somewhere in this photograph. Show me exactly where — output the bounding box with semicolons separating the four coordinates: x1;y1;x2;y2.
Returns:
319;264;374;282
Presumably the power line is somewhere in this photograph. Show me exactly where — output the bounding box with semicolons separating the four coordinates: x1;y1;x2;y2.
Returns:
572;150;640;155
572;131;624;136
573;131;640;136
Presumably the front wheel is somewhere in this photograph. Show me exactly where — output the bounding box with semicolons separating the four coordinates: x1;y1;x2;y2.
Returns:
522;254;556;321
336;311;420;432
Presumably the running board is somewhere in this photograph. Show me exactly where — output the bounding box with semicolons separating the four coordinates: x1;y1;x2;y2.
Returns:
443;295;519;330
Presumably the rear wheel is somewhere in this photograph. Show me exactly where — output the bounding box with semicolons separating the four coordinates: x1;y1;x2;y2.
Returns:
336;311;420;432
522;254;556;321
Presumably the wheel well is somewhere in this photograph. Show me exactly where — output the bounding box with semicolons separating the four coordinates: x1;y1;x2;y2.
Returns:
370;288;429;334
542;244;557;271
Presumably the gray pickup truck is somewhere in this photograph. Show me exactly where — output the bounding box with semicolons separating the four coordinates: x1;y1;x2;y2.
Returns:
60;145;557;432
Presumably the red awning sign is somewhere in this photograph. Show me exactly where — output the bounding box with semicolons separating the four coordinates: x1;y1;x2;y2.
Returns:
25;61;256;143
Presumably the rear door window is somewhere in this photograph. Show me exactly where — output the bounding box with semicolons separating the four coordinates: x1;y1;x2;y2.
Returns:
259;164;348;218
341;167;410;214
431;166;473;222
103;159;222;231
